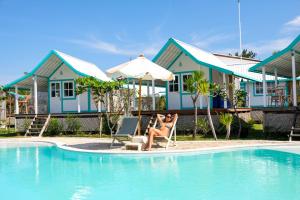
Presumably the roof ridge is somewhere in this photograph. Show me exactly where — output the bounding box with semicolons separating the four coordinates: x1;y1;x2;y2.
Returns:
53;49;98;67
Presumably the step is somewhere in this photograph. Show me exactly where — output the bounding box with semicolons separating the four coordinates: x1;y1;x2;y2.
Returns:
292;127;300;131
290;134;300;137
27;132;40;135
29;128;42;131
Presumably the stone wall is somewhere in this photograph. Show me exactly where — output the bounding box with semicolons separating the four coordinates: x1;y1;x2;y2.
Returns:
263;113;294;134
15;111;253;134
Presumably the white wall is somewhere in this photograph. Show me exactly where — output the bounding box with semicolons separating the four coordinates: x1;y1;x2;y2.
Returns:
167;53;210;110
49;64;98;113
0;100;6;121
246;81;287;107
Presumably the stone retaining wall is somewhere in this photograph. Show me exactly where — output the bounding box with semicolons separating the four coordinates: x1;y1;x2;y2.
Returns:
15;112;253;134
263;113;294;134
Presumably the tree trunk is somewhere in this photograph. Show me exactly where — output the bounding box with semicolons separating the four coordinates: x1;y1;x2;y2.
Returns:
98;113;103;138
207;96;217;140
193;100;197;139
233;105;242;138
225;125;231;139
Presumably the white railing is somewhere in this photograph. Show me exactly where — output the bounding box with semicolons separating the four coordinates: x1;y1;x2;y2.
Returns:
39;114;51;137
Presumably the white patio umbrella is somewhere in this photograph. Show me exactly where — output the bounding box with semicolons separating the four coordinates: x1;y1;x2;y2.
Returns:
106;55;174;135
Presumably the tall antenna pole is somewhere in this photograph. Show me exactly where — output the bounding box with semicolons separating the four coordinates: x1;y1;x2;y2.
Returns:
238;0;243;61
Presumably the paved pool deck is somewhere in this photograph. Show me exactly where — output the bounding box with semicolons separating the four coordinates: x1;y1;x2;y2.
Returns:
1;137;300;154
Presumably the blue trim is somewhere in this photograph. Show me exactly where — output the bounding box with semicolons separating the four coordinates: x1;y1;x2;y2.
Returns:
88;87;91;112
48;79;50;113
49;62;64;79
249;34;300;74
165;82;168;110
62;80;76;99
209;68;213;108
179;73;183;109
4;50;105;89
152;38;233;75
166;52;183;70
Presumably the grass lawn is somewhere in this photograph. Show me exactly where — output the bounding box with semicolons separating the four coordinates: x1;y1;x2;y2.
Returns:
0;123;267;140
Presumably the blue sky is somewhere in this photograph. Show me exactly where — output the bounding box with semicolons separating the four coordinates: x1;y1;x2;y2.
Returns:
1;0;300;85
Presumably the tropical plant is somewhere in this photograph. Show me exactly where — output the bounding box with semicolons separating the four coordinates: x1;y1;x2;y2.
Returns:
219;113;233;139
76;77;130;137
217;83;248;138
158;96;166;110
65;115;81;134
185;71;204;138
46;118;63;136
197;117;210;135
22;117;32;132
186;71;217;140
199;80;218;140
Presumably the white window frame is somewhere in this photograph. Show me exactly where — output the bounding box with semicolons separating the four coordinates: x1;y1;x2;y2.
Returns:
63;81;75;98
254;81;275;95
169;74;179;92
181;73;192;93
50;82;61;98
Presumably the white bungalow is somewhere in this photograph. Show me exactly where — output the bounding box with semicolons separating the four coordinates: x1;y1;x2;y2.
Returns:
152;38;293;110
4;50;110;114
152;38;255;110
249;34;300;108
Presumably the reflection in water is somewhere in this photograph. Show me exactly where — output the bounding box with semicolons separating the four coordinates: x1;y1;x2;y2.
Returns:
35;146;39;183
1;146;300;200
16;147;20;164
71;186;91;200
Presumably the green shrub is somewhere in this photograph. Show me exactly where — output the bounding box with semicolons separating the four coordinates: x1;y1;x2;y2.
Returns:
46;118;63;136
22;117;32;132
219;113;233;139
197;117;210;135
65;115;81;134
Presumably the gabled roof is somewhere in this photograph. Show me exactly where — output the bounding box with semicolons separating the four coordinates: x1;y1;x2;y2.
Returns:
54;50;110;81
249;34;300;77
5;50;110;89
153;38;233;74
152;38;283;82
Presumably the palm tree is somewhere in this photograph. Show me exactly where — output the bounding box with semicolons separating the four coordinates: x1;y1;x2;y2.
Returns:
198;80;218;140
186;71;217;140
186;71;204;139
219;113;233;139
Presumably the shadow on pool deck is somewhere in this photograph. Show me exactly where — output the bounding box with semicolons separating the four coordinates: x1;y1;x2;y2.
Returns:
66;142;123;150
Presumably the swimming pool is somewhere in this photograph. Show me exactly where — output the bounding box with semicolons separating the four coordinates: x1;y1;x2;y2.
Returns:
1;143;300;200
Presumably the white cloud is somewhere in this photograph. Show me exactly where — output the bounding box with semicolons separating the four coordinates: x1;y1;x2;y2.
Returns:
215;37;292;59
286;16;300;27
282;15;300;34
190;32;234;49
69;36;162;57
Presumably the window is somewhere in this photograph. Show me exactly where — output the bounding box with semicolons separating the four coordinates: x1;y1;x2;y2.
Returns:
169;75;179;92
51;82;60;97
255;82;275;95
63;81;74;97
182;74;192;92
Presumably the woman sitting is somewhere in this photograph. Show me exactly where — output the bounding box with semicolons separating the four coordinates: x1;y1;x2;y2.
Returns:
144;113;178;151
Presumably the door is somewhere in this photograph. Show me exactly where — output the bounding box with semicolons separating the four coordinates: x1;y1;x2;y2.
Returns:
50;82;61;113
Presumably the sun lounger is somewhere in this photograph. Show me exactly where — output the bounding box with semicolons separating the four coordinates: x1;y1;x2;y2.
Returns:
110;116;139;147
153;115;178;149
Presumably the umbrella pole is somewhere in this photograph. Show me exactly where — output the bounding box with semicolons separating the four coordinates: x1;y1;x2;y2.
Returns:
138;78;142;136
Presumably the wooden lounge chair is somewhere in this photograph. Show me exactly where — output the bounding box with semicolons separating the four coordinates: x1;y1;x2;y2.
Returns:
110;116;139;147
153;114;178;150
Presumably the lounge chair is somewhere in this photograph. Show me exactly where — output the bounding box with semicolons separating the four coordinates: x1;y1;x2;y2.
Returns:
110;116;139;147
153;114;178;149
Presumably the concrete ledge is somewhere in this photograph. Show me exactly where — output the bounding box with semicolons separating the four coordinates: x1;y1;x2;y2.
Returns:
1;137;299;155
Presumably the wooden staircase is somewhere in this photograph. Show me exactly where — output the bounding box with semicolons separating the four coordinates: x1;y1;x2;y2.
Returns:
289;111;300;141
25;114;51;137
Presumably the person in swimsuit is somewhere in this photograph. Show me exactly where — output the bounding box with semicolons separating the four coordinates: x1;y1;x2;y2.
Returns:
144;113;178;151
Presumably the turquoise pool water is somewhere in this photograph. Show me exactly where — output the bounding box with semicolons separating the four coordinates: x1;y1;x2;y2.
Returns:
1;144;300;200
